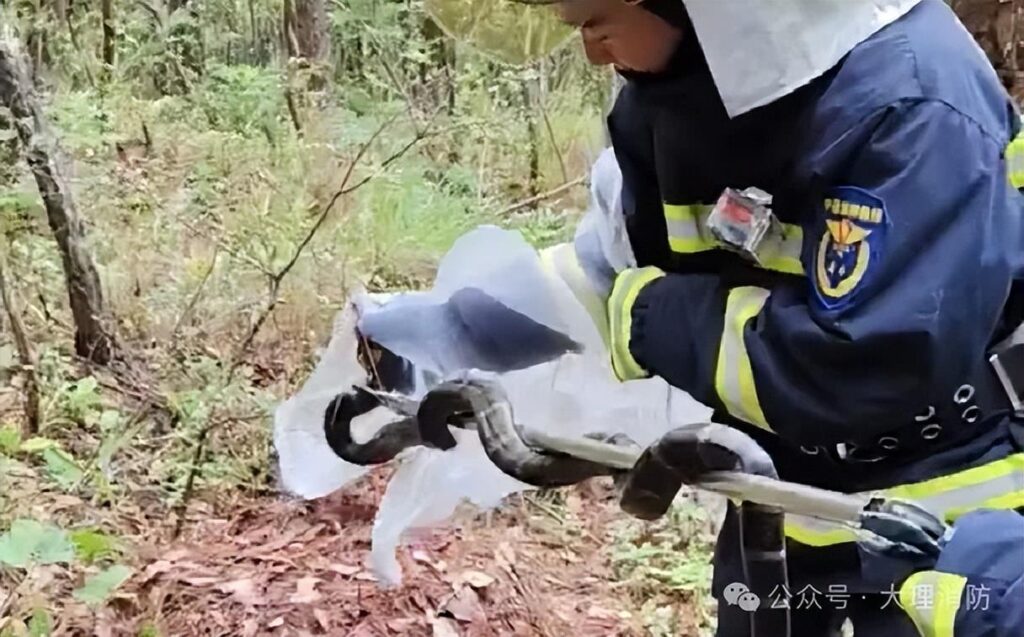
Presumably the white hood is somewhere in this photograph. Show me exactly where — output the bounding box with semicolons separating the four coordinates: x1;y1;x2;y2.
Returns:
683;0;923;117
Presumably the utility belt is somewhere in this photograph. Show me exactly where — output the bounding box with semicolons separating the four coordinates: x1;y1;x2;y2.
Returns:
797;325;1024;466
785;325;1024;548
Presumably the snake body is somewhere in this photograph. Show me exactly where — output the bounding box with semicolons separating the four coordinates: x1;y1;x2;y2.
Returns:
322;388;423;465
419;380;621;487
323;379;620;486
323;379;790;637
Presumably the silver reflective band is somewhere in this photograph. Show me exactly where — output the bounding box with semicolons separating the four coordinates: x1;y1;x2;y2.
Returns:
954;384;975;404
879;437;900;450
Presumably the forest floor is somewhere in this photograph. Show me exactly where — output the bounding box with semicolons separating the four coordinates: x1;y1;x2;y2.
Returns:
3;438;716;636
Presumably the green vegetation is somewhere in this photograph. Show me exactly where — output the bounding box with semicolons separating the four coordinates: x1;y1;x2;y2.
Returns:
1;1;606;513
0;0;619;631
611;498;719;636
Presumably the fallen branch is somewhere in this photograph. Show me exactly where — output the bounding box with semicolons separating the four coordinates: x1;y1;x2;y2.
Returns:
498;175;588;216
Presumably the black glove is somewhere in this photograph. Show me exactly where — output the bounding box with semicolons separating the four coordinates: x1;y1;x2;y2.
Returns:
620;424;777;520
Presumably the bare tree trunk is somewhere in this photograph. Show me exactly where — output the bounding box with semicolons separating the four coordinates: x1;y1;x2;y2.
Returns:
522;82;539;199
282;0;296;58
287;0;331;63
0;34;114;364
0;256;41;436
64;4;97;89
0;107;18;188
248;0;258;63
52;0;68;25
101;0;115;78
22;0;48;72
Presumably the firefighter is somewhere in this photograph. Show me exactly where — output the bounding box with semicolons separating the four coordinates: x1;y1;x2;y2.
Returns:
484;0;1024;635
537;0;1024;635
349;0;1024;634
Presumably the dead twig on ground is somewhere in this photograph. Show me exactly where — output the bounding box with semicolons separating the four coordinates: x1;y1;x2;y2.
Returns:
498;176;588;216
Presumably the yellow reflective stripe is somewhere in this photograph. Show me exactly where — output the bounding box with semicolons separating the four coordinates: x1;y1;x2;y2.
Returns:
539;245;560;277
761;256;804;276
608;267;665;381
885;453;1024;502
944;489;1024;521
540;244;610;345
760;224;805;275
715;286;772;431
663;203;711;221
783;518;858;547
664;204;717;254
1005;133;1024;188
899;571;966;637
785;453;1024;546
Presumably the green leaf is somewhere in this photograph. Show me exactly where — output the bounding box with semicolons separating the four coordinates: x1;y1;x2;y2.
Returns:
0;519;73;568
98;410;121;432
97;415;144;471
137;624;161;637
28;608;52;637
73;565;133;607
64;377;102;421
42;448;84;489
19;437;58;453
0;519;42;567
0;424;21;455
75;377;99;394
33;523;75;565
71;529;119;564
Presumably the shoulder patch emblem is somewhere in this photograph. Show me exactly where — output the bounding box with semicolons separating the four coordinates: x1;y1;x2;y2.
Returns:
814;186;887;310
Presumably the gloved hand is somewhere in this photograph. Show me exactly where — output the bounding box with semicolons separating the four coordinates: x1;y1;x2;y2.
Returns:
897;509;1024;637
620;423;776;520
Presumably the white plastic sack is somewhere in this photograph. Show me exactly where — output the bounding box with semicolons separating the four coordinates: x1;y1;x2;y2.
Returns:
274;226;712;585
